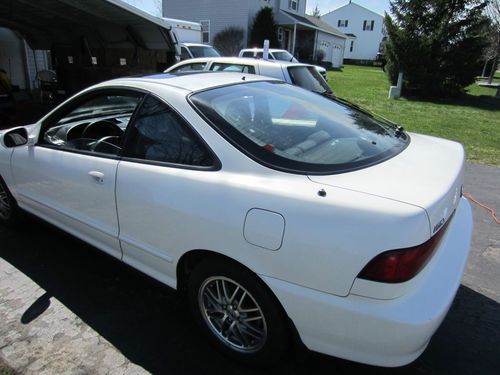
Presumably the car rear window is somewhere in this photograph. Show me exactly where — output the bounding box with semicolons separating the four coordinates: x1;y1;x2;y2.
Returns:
190;81;409;174
288;66;331;94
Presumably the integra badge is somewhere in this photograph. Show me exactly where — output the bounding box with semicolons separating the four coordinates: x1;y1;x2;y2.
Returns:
433;218;446;234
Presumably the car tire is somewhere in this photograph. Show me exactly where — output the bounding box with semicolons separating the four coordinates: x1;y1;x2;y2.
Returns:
187;257;290;365
0;177;20;226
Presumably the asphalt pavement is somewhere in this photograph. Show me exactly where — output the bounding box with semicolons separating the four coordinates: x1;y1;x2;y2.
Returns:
0;163;499;375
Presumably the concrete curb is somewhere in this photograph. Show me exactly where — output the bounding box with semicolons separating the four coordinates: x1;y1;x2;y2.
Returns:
0;257;149;375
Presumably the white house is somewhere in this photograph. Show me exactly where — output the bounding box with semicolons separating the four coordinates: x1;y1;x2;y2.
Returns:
321;1;385;61
163;0;347;68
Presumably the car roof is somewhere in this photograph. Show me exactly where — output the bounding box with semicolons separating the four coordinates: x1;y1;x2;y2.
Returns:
104;72;278;93
240;48;289;53
165;57;313;72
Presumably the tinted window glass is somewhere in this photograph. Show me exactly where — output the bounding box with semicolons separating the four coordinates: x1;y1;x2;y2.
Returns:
171;62;206;73
180;47;191;60
42;92;143;156
210;63;256;74
272;51;297;62
124;95;213;167
288;66;331;94
189;46;220;58
191;82;408;174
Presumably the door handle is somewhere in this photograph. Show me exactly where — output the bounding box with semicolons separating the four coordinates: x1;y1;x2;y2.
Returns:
88;171;104;183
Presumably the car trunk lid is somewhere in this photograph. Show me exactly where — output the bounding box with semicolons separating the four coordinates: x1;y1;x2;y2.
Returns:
309;133;465;236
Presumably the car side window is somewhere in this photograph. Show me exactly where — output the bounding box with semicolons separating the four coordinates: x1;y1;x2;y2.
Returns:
241;52;254;58
180;47;191;60
41;92;144;156
210;63;256;74
170;62;206;73
123;95;214;167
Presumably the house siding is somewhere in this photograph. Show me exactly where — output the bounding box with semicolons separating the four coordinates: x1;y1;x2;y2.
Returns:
321;3;384;61
279;0;306;15
163;0;252;47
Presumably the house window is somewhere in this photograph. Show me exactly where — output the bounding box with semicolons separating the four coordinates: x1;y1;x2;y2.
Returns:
350;41;354;52
363;20;375;31
337;20;348;27
277;27;284;42
200;20;210;43
288;0;298;11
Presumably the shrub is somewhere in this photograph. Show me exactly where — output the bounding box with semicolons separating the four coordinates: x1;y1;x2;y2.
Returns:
249;7;279;48
213;26;245;56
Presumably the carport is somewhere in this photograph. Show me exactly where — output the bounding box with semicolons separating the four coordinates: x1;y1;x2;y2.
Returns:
0;0;178;95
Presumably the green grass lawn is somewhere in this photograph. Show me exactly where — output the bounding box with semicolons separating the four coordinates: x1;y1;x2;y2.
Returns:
327;65;500;166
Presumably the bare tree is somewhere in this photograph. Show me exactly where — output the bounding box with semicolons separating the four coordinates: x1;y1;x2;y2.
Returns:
213;27;245;56
311;4;321;18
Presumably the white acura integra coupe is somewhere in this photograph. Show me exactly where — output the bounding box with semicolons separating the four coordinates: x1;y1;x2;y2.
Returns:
0;72;472;367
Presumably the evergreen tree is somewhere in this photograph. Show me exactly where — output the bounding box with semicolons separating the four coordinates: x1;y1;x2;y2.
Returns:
385;0;489;97
249;7;279;48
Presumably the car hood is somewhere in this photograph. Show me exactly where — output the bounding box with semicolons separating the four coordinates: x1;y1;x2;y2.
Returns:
309;133;465;236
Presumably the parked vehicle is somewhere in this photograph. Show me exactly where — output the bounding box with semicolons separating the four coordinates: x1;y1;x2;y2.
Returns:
239;48;328;80
180;43;220;60
163;17;202;44
165;57;332;95
0;72;472;368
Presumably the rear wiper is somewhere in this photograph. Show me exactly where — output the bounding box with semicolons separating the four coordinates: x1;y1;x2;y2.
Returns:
329;95;374;117
330;95;404;130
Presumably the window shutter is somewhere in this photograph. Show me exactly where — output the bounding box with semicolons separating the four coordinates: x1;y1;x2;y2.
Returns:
371;20;374;30
345;20;348;27
363;20;367;30
338;20;341;27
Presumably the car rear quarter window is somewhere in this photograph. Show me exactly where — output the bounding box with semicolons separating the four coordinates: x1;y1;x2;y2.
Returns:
123;95;214;167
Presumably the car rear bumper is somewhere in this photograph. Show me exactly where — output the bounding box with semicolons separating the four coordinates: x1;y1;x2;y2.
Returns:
261;197;473;367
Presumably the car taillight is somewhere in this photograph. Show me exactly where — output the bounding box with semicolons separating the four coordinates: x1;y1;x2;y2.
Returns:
358;214;453;283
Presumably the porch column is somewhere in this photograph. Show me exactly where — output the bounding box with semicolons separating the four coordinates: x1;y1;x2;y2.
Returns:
292;23;297;55
313;30;318;60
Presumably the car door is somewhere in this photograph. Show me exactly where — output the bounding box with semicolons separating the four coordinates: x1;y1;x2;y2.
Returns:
10;89;145;259
115;94;218;286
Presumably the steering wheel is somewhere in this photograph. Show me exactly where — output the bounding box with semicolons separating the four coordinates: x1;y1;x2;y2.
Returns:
81;120;123;140
91;136;122;154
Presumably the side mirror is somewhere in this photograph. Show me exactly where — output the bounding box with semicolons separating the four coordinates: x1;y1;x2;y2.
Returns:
2;127;29;148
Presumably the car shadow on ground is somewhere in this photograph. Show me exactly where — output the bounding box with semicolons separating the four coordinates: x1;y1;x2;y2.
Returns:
0;217;498;375
404;93;500;112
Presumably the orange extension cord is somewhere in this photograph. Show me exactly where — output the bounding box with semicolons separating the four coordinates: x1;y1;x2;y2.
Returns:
464;192;500;225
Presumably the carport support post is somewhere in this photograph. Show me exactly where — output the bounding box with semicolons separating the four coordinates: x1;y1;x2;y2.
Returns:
292;23;297;56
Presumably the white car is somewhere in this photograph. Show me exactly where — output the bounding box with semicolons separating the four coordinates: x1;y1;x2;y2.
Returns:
165;57;332;95
180;42;220;60
239;48;328;80
0;73;472;367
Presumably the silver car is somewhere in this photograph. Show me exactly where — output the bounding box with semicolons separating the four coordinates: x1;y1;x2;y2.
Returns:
165;57;333;95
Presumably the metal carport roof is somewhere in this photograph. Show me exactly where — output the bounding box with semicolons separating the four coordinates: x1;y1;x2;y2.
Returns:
0;0;175;51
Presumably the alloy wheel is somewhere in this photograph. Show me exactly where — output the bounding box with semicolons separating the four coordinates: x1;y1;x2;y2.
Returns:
198;276;268;353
